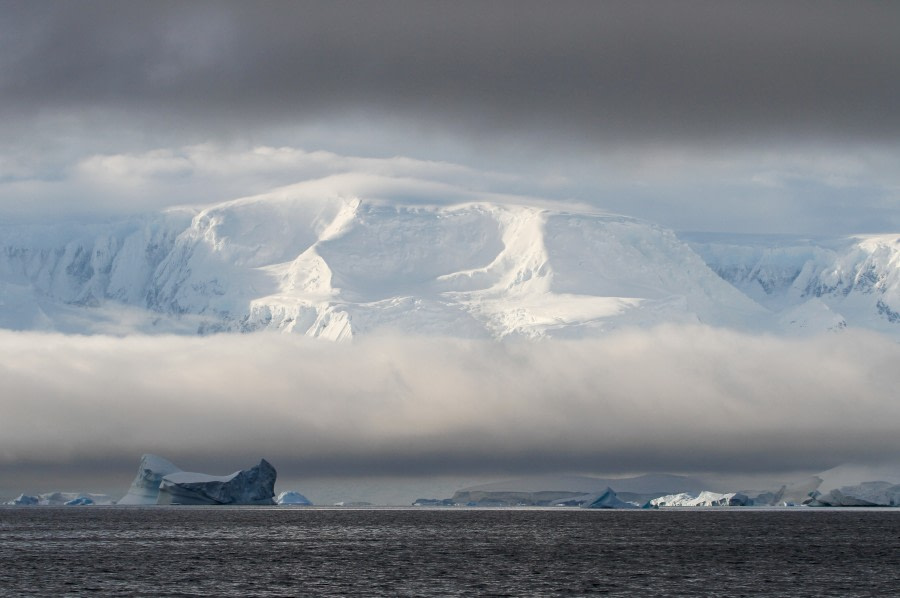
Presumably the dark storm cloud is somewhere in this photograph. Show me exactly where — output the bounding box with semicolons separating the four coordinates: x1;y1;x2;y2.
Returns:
2;0;899;147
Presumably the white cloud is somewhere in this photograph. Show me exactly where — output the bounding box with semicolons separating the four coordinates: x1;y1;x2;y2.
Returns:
0;143;530;222
2;139;900;234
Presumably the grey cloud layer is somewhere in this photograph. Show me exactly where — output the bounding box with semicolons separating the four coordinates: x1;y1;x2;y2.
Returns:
2;1;899;235
3;1;899;147
2;327;898;480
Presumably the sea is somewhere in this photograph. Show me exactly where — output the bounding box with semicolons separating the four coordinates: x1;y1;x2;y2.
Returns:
1;507;898;596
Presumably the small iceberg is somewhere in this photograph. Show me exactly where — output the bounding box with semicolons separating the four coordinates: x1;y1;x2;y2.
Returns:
276;491;313;505
581;488;638;509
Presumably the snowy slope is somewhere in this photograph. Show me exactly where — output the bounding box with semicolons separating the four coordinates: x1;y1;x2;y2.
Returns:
3;175;899;340
685;232;900;338
0;178;770;339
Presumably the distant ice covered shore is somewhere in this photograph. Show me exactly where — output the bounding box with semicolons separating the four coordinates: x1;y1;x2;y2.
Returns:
13;461;896;508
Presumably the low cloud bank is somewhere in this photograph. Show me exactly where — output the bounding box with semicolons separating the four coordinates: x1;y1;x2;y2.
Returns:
1;326;898;480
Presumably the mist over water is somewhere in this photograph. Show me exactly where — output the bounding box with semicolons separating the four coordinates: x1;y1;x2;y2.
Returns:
2;325;900;497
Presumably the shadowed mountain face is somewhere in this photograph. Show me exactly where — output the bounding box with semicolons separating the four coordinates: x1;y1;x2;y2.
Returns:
2;178;900;340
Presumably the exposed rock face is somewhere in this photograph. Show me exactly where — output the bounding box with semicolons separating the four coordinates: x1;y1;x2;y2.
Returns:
118;454;182;505
156;459;277;505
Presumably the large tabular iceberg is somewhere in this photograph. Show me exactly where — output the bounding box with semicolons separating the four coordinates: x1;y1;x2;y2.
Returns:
119;454;277;505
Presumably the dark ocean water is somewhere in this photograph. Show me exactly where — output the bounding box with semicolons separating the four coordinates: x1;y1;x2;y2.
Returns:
1;507;898;597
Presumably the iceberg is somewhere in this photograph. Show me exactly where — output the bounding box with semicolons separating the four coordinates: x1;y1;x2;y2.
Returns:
64;497;95;506
156;459;277;505
648;491;750;507
582;488;638;509
119;454;277;505
118;454;183;505
768;476;824;506
761;464;900;507
276;491;313;505
809;482;900;507
7;494;39;505
4;492;114;506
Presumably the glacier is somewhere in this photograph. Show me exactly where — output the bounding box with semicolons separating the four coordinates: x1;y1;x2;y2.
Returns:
119;454;277;506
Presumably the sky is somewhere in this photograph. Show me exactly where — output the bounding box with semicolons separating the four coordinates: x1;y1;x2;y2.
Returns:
2;1;900;503
1;0;899;233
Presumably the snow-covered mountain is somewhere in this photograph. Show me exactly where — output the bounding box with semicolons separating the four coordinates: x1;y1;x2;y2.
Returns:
3;176;900;340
